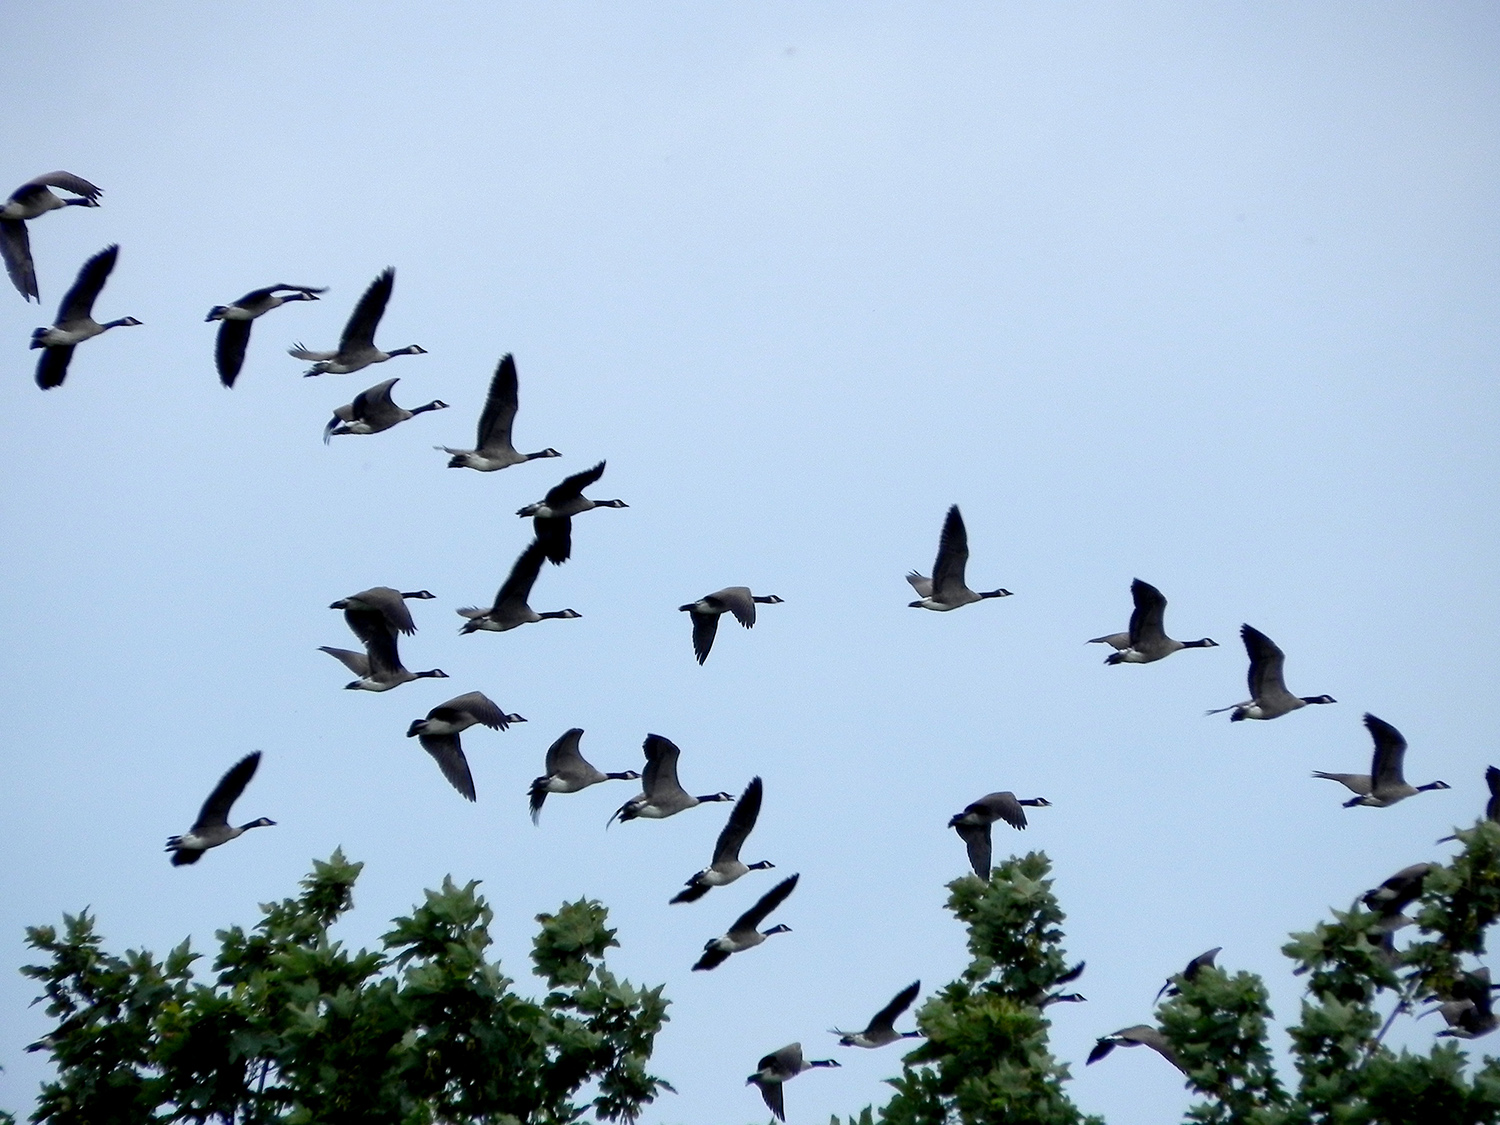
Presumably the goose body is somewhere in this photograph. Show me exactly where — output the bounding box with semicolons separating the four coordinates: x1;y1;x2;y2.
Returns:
949;791;1051;879
30;245;141;389
207;284;324;387
1362;862;1435;929
166;752;275;865
679;588;783;664
1428;970;1499;1039
517;461;628;564
671;776;773;903
746;1042;839;1122
405;692;523;802
694;872;799;971
1;172;100;302
290;268;425;376
832;981;922;1047
330;585;435;639
907;504;1011;610
528;728;641;822
325;377;448;441
457;540;580;633
1086;1025;1186;1074
1089;579;1217;664
610;734;732;825
1313;713;1449;807
318;609;448;694
441;354;561;470
1207;624;1335;721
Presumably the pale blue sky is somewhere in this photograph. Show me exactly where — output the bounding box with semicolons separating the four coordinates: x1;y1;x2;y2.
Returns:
2;5;1498;1123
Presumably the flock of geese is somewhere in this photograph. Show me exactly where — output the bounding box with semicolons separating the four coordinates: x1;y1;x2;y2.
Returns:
11;168;1491;1118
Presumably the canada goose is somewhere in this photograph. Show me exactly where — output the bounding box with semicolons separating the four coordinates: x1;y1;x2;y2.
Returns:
325;377;449;442
318;634;448;692
1155;947;1221;1002
457;540;580;633
746;1043;839;1122
206;284;325;387
679;588;784;664
1313;714;1450;808
671;776;773;903
166;752;275;865
1206;624;1335;721
1361;862;1434;930
1030;960;1088;1007
610;734;733;825
528;728;641;823
1086;1025;1186;1074
831;981;922;1047
0;172;100;301
405;692;524;802
907;505;1012;610
949;792;1052;879
694;872;799;971
1089;579;1217;664
30;246;141;389
1438;766;1500;842
1425;969;1499;1039
330;586;435;639
440;354;561;470
516;461;628;564
290;268;425;376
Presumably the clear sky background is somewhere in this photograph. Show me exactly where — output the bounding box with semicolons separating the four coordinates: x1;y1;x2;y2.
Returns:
2;4;1498;1123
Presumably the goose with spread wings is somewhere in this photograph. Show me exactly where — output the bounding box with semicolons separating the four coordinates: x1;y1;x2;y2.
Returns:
610;734;732;824
746;1043;839;1123
406;692;524;802
30;245;141;389
832;981;923;1047
907;504;1011;610
528;728;641;823
166;752;275;865
324;377;448;441
290;268;425;376
1;171;100;302
1314;713;1449;807
670;776;773;903
207;284;324;387
457;540;581;633
679;587;783;664
440;354;561;470
1207;624;1335;721
693;872;799;971
517;461;628;564
949;791;1051;879
1088;579;1217;664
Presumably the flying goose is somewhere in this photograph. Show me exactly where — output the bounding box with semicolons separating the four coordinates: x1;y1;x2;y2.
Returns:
206;285;325;387
30;245;141;389
405;692;524;802
1425;969;1500;1039
1314;714;1450;808
1029;960;1088;1007
693;872;799;971
318;604;448;693
440;354;561;470
1;172;100;302
907;504;1012;610
517;461;628;564
1086;1025;1186;1074
949;791;1052;879
166;752;275;865
457;540;580;633
528;729;641;823
1206;624;1335;721
610;734;733;825
290;268;425;376
671;776;773;903
746;1042;839;1123
324;377;449;442
1438;766;1500;843
330;586;435;640
831;981;922;1047
1361;862;1435;930
1088;579;1217;664
678;588;784;664
1156;947;1222;1002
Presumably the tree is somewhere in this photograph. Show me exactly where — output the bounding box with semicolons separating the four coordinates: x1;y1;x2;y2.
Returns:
838;820;1500;1125
18;850;670;1125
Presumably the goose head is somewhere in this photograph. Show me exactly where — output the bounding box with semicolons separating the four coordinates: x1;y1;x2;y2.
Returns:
763;924;792;936
596;499;629;508
747;860;776;871
401;590;437;600
393;344;427;356
241;817;277;830
1185;637;1219;648
1301;695;1338;705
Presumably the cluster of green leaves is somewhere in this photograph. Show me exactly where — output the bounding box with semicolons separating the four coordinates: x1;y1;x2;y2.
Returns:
20;850;670;1125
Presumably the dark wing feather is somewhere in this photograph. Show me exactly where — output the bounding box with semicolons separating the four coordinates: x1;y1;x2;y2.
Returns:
544;461;606;505
1365;713;1408;788
757;1079;785;1122
418;734;477;801
1240;625;1286;698
339;268;394;351
432;692;510;730
475;354;519;453
1086;1038;1117;1065
670;882;711;904
23;172;101;201
1486;766;1500;821
362;620;405;677
867;981;921;1035
1128;579;1168;646
56;245;117;322
1;218;36;300
690;612;719;664
495;541;547;610
35;345;75;390
954;822;991;878
534;515;573;565
215;318;253;387
732;872;799;933
641;734;683;797
544;728;588;775
930;505;969;597
693;945;731;971
193;752;262;830
712;776;763;864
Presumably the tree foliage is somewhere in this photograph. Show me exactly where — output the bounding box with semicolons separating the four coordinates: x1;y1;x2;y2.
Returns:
18;851;670;1125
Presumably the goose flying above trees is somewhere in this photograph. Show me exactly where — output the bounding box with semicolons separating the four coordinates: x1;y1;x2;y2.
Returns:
678;588;784;664
290;268;425;376
165;752;275;866
0;171;100;302
693;873;799;971
1361;862;1435;929
610;734;733;825
907;504;1012;610
1086;1025;1187;1074
457;540;580;633
439;354;562;470
949;791;1051;879
670;776;773;903
517;461;628;564
406;692;524;802
528;728;641;823
1156;947;1222;1002
1088;579;1218;664
746;1043;839;1123
831;981;923;1047
30;245;141;389
1313;713;1450;808
1206;624;1336;721
206;284;325;387
1438;766;1500;843
324;377;448;442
